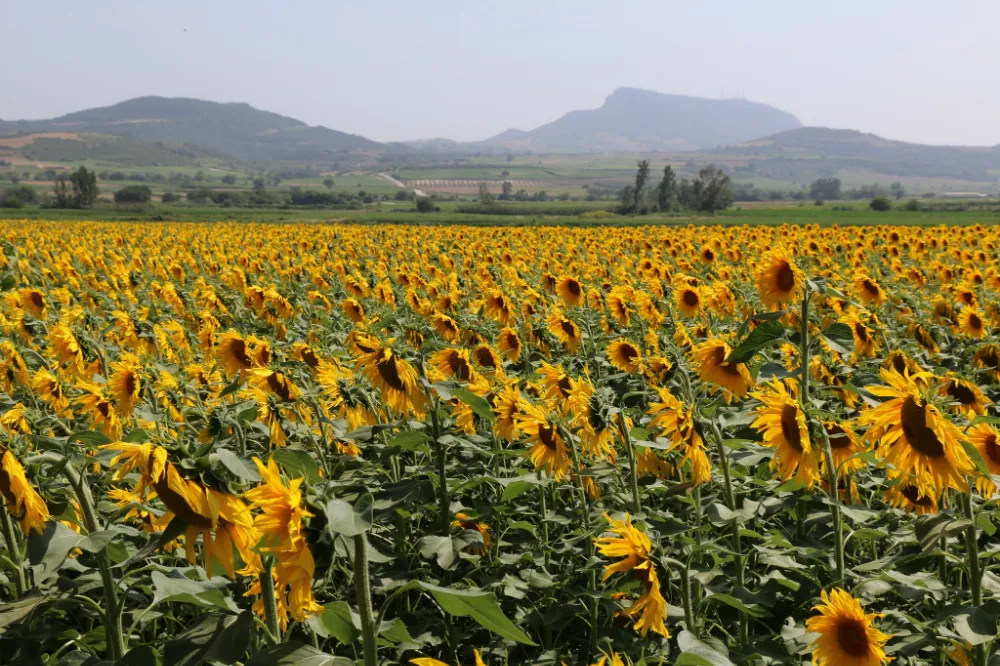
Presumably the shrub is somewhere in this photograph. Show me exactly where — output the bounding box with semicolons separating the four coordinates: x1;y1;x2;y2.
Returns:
814;199;824;206
903;199;921;212
869;196;892;211
416;197;436;213
114;185;153;204
161;192;180;203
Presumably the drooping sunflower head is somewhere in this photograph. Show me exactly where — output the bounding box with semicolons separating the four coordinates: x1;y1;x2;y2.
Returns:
853;273;887;307
754;249;803;309
691;338;754;400
497;327;522;362
751;380;819;488
545;311;582;351
806;588;892;666
216;330;254;377
939;376;991;417
0;448;50;534
607;339;643;374
556;275;585;307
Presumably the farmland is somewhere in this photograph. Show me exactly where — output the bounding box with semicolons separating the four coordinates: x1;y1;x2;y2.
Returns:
0;218;998;665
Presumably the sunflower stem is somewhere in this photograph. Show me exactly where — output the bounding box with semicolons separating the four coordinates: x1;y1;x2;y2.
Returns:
679;551;697;638
353;533;378;666
538;470;550;569
617;411;641;514
708;419;747;645
561;425;598;660
817;425;845;588
61;462;125;661
0;502;26;597
962;493;987;666
429;395;449;535
260;556;281;644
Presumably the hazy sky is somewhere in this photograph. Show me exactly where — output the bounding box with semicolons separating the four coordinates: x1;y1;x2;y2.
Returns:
3;1;998;145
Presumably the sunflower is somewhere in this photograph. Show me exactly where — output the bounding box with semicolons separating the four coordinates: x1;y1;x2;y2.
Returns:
514;401;570;480
491;383;521;441
970;423;1000;497
75;382;122;439
497;327;522;362
431;312;462;342
471;343;505;378
341;297;365;324
646;387;710;485
752;381;820;488
806;588;892;666
674;285;702;318
883;350;923;380
31;369;72;416
0;447;49;534
953;307;987;339
908;322;940;355
556;276;585;307
606;290;631;326
974;343;1000;380
484;289;515;325
939;376;991;417
947;639;973;666
754;248;803;309
691;338;753;400
216;330;254;378
48;323;85;375
568;380;618;461
356;344;425;417
546;311;582;351
859;369;974;495
593;513;668;638
822;421;866;479
249;368;302;402
430;347;486;390
244;457;311;554
635;448;675;480
607;340;643;374
452;512;491;554
853;273;888;307
108;354;142;417
841;312;880;358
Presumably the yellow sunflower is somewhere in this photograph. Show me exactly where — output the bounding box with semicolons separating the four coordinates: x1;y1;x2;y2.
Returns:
754;248;804;309
938;376;991;417
546;311;582;351
957;308;988;339
806;588;892;666
970;423;1000;497
691;338;754;400
0;448;49;534
514;401;570;480
452;512;491;554
751;381;820;488
859;369;974;495
607;340;643;374
556;276;585;307
356;344;425;417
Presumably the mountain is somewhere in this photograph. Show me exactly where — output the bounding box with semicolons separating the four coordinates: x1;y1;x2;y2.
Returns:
721;127;1000;181
480;88;803;153
0;132;225;168
0;97;384;162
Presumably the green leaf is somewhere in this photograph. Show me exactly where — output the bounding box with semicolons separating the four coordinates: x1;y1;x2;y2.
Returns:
0;591;49;629
954;606;999;646
150;570;239;612
27;521;85;579
325;494;374;537
675;630;736;666
212;449;261;482
703;593;771;618
245;643;354;666
915;514;973;553
962;441;991;476
117;646;160;666
726;321;786;364
271;449;322;483
163;612;252;666
122;428;153;444
415;581;536;645
821;322;854;356
218;376;244;399
306;601;360;645
453;388;495;423
387;430;429;451
68;430;113;447
378;616;421;645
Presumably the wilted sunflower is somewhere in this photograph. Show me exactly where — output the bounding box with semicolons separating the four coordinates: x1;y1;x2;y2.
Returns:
691;338;753;400
938;376;990;417
822;421;866;479
841;312;880;358
908;322;940;355
0;447;49;534
885;478;939;514
75;382;122;439
974;343;1000;380
853;273;887;307
216;330;255;378
514;401;570;480
646;387;710;485
860;369;974;495
497;327;522;362
754;248;803;309
556;276;585;307
752;381;820;488
546;311;582;351
806;588;892;666
568;380;618;461
356;344;425;417
607;339;643;374
249;368;302;402
108;354;142;417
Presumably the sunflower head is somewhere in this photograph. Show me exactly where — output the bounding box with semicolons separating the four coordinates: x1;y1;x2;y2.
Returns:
755;249;803;309
806;588;892;666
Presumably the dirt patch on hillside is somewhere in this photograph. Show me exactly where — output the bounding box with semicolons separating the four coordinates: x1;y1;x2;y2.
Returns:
0;133;84;148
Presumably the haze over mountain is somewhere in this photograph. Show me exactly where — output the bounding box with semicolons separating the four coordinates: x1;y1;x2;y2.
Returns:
477;88;803;153
0;96;383;162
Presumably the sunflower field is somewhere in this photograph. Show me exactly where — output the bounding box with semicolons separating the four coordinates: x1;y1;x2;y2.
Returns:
1;220;1000;666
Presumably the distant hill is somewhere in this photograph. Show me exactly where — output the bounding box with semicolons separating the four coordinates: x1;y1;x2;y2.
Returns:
0;132;225;168
479;88;803;153
721;127;1000;182
0;97;384;162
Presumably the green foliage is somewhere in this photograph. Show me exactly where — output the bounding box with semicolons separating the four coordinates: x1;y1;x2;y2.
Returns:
114;184;153;204
870;196;892;211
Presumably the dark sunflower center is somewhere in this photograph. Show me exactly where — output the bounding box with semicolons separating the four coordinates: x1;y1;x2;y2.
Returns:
901;484;934;506
776;263;795;292
780;405;803;452
703;249;715;261
854;323;869;343
475;348;497;368
377;356;407;392
230;340;252;367
267;373;292;401
984;434;1000;465
890;354;908;375
970;314;983;329
567;280;581;296
30;292;43;308
619;345;638;362
449;355;472;381
557;376;573;397
560;320;576;337
539;424;558;450
683;290;700;307
124;373;137;397
946;381;976;405
827;425;851;449
900;397;945;457
835;617;871;657
863;280;879;296
97;400;112;419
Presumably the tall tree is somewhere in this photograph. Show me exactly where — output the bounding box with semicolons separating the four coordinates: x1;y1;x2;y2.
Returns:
500;181;513;201
634;160;650;211
890;182;905;200
69;166;99;207
656;165;677;211
692;165;733;215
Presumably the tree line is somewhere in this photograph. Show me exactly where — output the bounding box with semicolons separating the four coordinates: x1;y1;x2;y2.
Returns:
618;161;734;215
